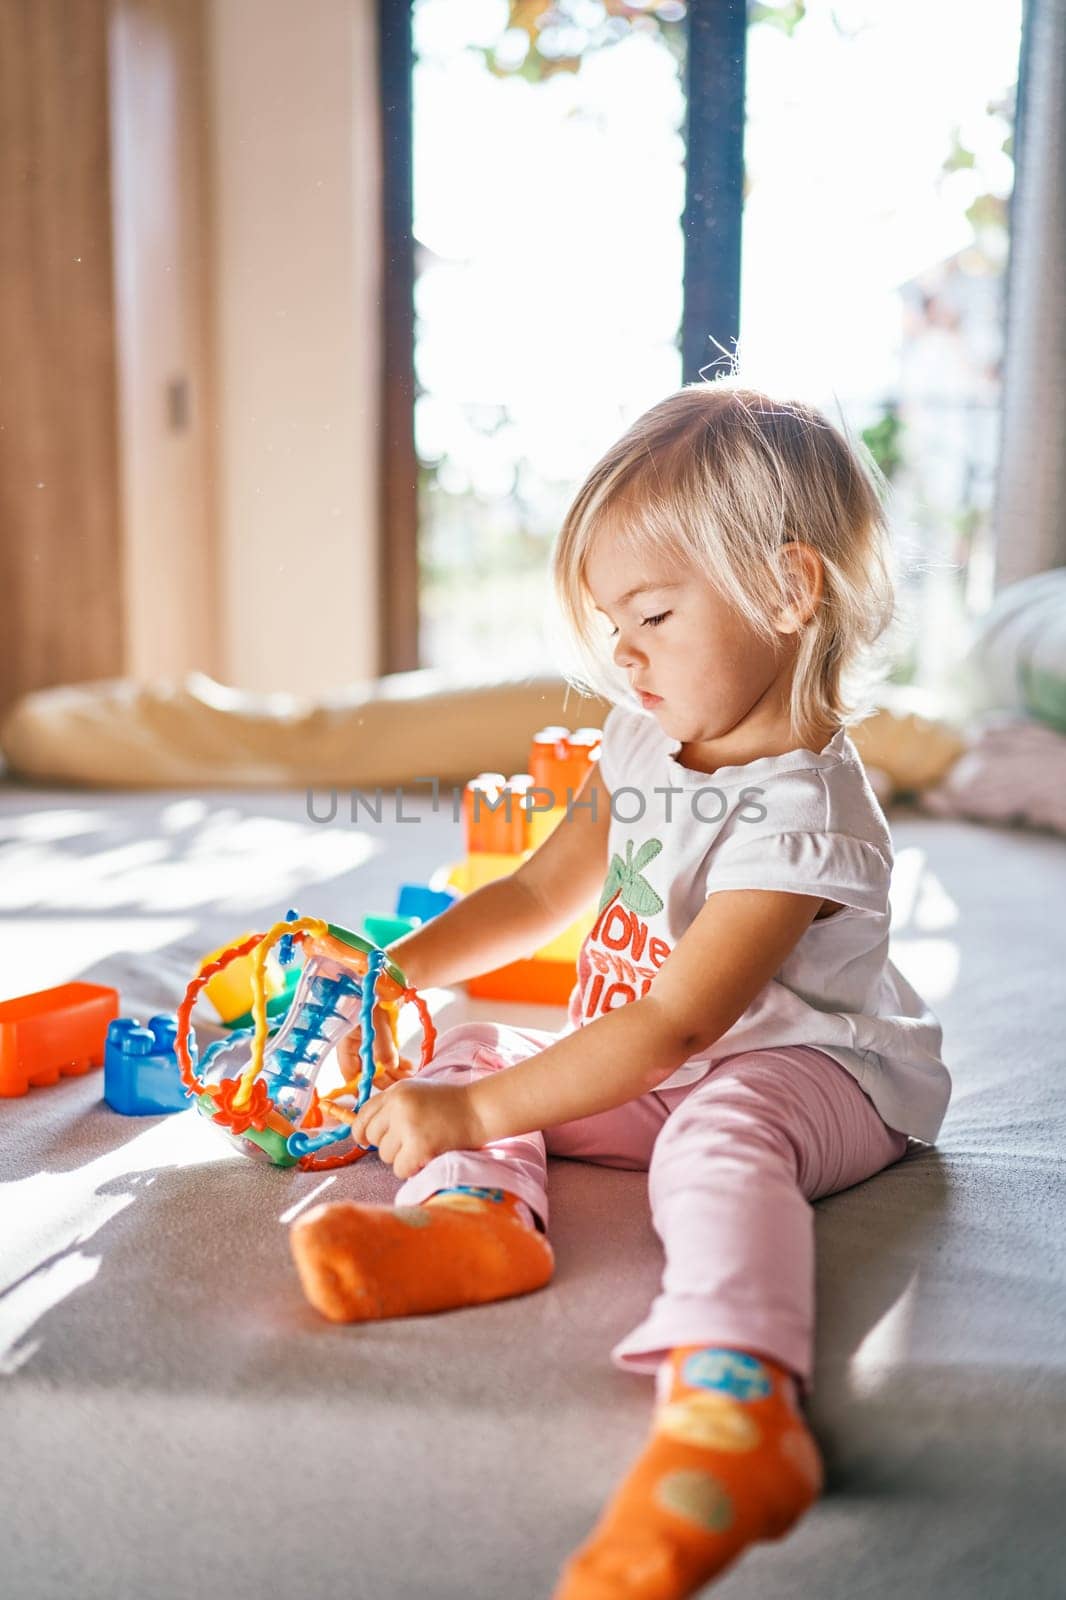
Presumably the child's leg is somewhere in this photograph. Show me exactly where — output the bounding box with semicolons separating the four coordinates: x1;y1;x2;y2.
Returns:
290;1023;560;1323
610;1046;910;1395
391;1019;672;1228
388;1019;582;1228
554;1046;909;1599
290;1020;674;1325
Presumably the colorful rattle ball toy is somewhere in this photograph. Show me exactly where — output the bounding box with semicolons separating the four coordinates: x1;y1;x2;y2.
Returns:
174;915;437;1170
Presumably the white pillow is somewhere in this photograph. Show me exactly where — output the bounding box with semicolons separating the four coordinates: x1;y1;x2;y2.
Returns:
961;567;1066;733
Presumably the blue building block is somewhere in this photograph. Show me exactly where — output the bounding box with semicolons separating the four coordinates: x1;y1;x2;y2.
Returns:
104;1014;191;1116
395;883;458;922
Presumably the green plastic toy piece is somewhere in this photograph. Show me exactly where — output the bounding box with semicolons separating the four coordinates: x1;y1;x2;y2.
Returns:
361;913;420;946
326;921;408;989
194;1092;299;1167
241;1124;298;1167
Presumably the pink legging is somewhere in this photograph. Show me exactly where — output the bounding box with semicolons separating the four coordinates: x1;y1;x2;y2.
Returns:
393;1021;910;1400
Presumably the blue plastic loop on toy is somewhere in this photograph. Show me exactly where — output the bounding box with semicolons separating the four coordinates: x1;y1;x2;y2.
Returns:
287;1123;353;1159
355;946;386;1110
277;907;300;967
197;1025;257;1075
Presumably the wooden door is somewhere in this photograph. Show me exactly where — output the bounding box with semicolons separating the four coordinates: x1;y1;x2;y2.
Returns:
109;0;218;683
0;0;125;717
0;0;217;722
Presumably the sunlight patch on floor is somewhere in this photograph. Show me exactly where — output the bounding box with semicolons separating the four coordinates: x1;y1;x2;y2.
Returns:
847;1270;919;1399
890;937;960;1004
0;1110;239;1370
0;917;197;997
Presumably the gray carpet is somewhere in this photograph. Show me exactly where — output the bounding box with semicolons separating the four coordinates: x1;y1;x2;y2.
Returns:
1;783;1064;1599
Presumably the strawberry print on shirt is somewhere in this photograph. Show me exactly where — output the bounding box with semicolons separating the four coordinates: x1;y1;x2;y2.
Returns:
573;838;673;1021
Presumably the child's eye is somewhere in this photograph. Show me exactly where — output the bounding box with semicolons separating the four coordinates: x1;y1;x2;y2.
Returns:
607;611;670;640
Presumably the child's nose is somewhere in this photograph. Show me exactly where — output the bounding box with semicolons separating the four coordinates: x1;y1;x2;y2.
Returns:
612;634;645;671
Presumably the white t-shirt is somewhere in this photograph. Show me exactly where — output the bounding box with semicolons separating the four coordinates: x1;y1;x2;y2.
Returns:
563;702;951;1144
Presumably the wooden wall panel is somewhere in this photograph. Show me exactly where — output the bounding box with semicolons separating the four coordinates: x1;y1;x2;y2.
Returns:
109;0;219;682
0;0;125;716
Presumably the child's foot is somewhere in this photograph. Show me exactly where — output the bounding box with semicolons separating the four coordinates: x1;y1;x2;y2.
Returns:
553;1346;823;1599
289;1186;553;1323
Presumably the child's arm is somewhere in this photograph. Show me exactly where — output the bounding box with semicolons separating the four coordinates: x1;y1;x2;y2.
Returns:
466;886;827;1141
341;762;610;1084
379;760;612;992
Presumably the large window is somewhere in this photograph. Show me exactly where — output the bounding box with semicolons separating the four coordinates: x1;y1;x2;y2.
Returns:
740;0;1022;702
411;0;688;675
402;1;1022;698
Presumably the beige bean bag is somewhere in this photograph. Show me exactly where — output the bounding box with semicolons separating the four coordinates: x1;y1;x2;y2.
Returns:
848;702;969;796
0;669;611;790
0;668;967;796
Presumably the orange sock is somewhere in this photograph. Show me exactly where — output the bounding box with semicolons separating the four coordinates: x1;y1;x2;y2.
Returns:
289;1184;553;1323
553;1346;824;1599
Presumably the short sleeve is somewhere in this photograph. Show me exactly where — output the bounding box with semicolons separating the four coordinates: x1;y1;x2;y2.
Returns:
705;830;891;916
596;704;651;795
595;706;623;793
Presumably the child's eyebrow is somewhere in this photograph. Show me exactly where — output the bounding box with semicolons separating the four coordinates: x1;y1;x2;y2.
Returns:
594;581;682;614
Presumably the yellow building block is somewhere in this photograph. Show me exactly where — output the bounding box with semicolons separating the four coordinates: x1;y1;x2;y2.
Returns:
443;723;603;1005
535;906;596;963
442;857;595;967
198;934;285;1025
529;804;567;852
445;851;530;895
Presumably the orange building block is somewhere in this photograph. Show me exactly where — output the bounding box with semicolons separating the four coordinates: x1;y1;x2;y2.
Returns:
455;724;603;1007
528;725;602;798
466;957;577;1006
463;774;531;854
0;982;120;1097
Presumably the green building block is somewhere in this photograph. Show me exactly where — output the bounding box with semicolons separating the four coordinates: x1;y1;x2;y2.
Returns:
361;912;421;945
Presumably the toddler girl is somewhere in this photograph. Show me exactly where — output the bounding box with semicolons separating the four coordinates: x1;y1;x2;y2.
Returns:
290;380;951;1599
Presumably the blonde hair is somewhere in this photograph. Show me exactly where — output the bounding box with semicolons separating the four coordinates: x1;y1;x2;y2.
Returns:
549;376;901;738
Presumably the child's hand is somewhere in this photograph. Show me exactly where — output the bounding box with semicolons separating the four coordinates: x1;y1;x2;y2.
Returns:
348;1080;487;1181
336;1005;412;1089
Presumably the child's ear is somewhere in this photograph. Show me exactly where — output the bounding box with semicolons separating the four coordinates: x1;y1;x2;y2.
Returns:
773;540;825;634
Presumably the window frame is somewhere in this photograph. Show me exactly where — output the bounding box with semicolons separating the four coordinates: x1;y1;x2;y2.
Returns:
377;0;747;669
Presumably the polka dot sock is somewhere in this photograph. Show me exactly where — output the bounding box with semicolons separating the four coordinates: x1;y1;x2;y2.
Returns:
552;1345;824;1599
289;1185;553;1323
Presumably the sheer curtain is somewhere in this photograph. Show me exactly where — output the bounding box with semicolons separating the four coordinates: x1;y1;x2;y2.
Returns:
992;0;1066;590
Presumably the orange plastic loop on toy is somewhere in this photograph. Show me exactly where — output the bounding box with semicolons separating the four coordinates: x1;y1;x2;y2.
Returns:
297;1141;375;1172
177;920;438;1166
175;931;265;1097
176;924;321;1118
301;1088;324;1130
294;979;437;1171
404;986;437;1067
